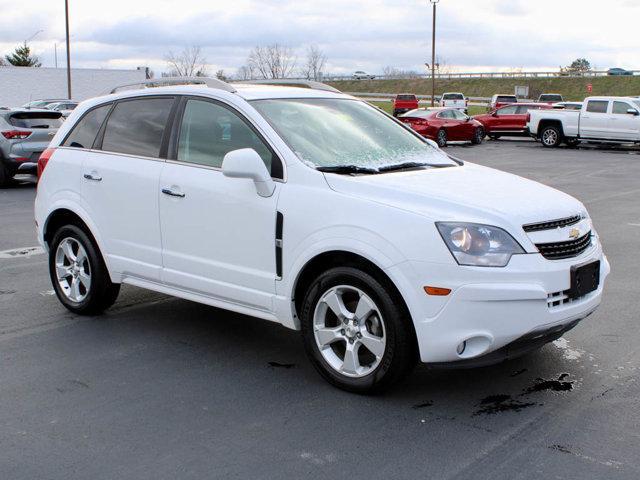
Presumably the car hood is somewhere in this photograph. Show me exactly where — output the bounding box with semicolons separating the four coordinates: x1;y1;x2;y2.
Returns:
323;162;585;230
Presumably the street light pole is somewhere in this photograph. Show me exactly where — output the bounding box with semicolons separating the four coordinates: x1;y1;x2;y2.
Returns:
65;0;72;99
430;0;439;107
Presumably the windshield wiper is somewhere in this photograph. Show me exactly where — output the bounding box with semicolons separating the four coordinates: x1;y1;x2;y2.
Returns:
377;162;432;172
316;165;378;175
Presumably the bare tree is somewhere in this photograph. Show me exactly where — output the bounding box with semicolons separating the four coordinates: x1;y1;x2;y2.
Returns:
215;69;228;81
300;45;327;81
165;46;209;77
235;64;256;80
247;44;297;79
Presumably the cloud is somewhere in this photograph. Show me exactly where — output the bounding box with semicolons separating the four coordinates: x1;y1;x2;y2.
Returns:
0;0;637;74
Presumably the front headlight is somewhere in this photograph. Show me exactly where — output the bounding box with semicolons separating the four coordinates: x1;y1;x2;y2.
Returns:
436;222;525;267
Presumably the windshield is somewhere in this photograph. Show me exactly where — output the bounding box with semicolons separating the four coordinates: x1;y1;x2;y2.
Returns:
251;98;456;170
540;95;562;101
497;96;517;103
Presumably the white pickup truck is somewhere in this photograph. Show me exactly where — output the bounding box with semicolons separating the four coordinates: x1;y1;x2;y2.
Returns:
528;96;640;147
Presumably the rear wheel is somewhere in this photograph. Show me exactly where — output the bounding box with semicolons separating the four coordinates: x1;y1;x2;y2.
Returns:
564;138;580;148
0;162;12;188
436;129;448;147
472;127;485;145
488;134;500;140
49;224;120;315
540;125;562;147
300;267;416;393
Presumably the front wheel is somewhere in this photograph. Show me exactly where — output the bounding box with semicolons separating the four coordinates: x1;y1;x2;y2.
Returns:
472;127;485;145
49;224;120;315
436;129;448;147
540;126;563;147
300;267;416;393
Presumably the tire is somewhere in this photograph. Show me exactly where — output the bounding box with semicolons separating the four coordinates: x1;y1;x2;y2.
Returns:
300;266;416;394
540;125;562;147
488;134;500;140
49;224;120;315
472;126;485;145
565;138;580;148
0;161;12;188
436;129;447;147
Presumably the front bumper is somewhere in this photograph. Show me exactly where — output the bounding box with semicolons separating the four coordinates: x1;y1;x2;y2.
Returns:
386;241;609;364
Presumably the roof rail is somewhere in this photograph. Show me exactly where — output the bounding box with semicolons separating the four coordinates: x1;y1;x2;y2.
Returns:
235;79;341;93
106;76;237;95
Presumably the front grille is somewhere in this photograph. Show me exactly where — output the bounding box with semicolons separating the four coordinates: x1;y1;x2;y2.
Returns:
523;215;581;233
535;232;592;260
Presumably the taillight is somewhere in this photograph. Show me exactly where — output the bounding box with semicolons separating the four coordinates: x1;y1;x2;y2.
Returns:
37;148;55;179
2;130;32;140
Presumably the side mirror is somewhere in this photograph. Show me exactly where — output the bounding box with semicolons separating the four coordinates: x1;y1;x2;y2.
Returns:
491;111;498;117
627;108;639;116
222;148;275;198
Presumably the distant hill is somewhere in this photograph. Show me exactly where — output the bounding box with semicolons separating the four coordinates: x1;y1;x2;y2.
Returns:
328;76;640;101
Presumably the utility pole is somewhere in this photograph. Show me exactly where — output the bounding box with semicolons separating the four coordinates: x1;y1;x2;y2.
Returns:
430;0;440;107
65;0;72;99
54;43;58;68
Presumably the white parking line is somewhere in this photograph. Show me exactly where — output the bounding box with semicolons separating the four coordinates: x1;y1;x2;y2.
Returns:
0;246;44;259
629;223;640;227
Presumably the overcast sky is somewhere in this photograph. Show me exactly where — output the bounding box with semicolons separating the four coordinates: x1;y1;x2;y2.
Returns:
0;0;637;75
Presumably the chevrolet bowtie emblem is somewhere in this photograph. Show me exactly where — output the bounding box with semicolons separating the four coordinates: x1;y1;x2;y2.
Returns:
569;228;580;239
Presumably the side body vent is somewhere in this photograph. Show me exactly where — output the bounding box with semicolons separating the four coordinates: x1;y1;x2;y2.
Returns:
275;212;284;278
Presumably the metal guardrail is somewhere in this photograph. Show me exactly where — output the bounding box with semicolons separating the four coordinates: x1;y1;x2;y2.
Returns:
314;69;640;82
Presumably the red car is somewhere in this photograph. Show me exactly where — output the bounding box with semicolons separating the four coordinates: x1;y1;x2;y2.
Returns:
399;108;485;147
392;94;419;117
474;103;553;139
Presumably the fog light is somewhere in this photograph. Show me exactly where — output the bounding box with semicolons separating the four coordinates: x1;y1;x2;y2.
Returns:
456;341;467;355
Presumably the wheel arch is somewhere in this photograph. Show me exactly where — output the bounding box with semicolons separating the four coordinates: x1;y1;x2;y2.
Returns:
43;207;116;282
538;119;564;138
291;250;417;346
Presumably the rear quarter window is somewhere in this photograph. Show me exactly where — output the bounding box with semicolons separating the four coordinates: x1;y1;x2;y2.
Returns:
101;97;174;158
63;104;111;149
9;113;63;129
586;101;609;113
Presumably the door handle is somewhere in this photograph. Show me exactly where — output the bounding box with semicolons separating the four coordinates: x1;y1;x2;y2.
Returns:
162;188;185;198
83;173;102;181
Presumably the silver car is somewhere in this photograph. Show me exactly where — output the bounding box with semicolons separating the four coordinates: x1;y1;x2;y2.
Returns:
22;99;69;109
0;109;63;186
45;101;79;118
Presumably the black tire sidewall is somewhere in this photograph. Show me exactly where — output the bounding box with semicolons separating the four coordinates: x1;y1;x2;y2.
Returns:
473;127;484;144
49;224;114;314
300;267;414;393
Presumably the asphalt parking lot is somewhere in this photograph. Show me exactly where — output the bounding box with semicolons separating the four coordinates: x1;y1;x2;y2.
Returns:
1;139;639;479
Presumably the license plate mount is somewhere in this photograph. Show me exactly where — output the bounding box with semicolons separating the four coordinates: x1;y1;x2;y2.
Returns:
567;260;600;300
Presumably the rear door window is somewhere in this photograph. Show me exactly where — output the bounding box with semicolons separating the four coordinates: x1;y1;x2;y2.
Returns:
102;97;174;158
586;101;609;113
63;104;111;149
9;112;63;129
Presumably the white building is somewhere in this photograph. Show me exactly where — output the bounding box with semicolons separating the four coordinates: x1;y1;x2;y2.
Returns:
0;66;149;107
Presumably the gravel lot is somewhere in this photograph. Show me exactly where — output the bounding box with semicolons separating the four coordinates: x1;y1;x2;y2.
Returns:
1;139;638;479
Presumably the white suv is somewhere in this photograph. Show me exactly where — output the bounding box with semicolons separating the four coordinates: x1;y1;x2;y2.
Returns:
35;77;609;393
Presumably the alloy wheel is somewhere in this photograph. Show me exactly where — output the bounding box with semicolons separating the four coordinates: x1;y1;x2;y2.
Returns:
313;285;386;378
54;237;91;303
542;128;558;146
